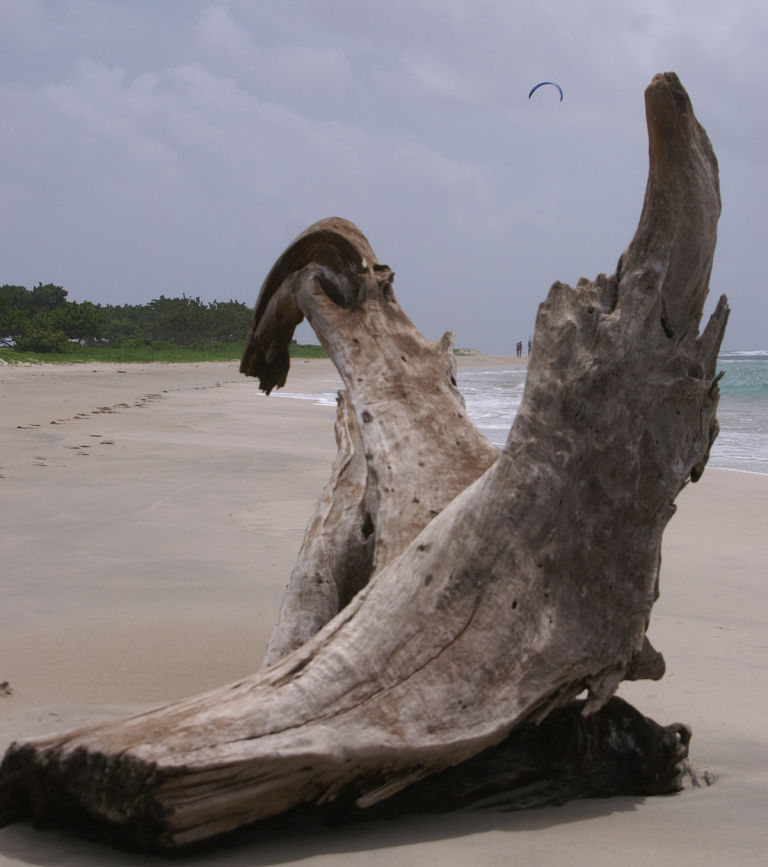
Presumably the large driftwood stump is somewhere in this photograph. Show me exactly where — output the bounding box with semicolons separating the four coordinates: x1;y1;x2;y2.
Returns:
0;73;727;851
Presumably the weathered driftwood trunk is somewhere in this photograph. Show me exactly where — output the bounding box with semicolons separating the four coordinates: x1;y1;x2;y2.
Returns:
249;221;499;665
0;73;727;851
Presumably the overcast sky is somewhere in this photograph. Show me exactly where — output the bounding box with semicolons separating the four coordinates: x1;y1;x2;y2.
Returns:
1;1;765;351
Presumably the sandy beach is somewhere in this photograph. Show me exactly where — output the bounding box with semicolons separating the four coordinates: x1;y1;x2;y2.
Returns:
0;357;766;865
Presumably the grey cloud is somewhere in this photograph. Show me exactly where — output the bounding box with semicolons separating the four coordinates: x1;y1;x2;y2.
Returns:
0;0;764;350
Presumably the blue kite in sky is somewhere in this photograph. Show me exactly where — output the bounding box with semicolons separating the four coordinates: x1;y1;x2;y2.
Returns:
528;81;564;101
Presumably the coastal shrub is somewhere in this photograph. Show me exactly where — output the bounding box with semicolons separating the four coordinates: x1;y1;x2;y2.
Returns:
14;329;69;353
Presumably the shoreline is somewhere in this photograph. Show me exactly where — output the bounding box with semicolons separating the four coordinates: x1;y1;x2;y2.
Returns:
1;359;766;864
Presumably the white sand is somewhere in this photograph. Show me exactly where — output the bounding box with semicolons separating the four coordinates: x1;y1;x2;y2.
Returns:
0;358;766;865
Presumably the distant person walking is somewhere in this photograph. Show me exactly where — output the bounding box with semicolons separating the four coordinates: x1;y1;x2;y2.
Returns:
516;341;523;358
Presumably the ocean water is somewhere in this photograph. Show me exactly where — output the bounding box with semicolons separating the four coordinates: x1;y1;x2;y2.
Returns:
274;351;768;476
710;351;768;475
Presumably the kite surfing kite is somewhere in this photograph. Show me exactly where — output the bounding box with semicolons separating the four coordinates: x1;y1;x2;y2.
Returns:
528;81;563;102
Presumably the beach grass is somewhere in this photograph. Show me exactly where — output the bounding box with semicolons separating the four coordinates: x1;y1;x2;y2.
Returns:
0;343;485;365
0;341;328;365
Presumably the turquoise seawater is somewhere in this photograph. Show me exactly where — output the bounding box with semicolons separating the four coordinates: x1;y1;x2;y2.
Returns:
712;352;768;474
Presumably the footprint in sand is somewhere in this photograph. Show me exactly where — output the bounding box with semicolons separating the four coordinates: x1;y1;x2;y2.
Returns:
87;433;116;447
133;394;164;408
67;445;92;456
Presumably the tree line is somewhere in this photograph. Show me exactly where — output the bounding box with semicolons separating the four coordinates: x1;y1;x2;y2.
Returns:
0;283;254;353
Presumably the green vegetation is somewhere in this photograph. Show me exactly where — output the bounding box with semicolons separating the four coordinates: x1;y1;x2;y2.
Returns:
0;282;327;364
0;283;252;350
0;341;327;365
1;341;241;364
